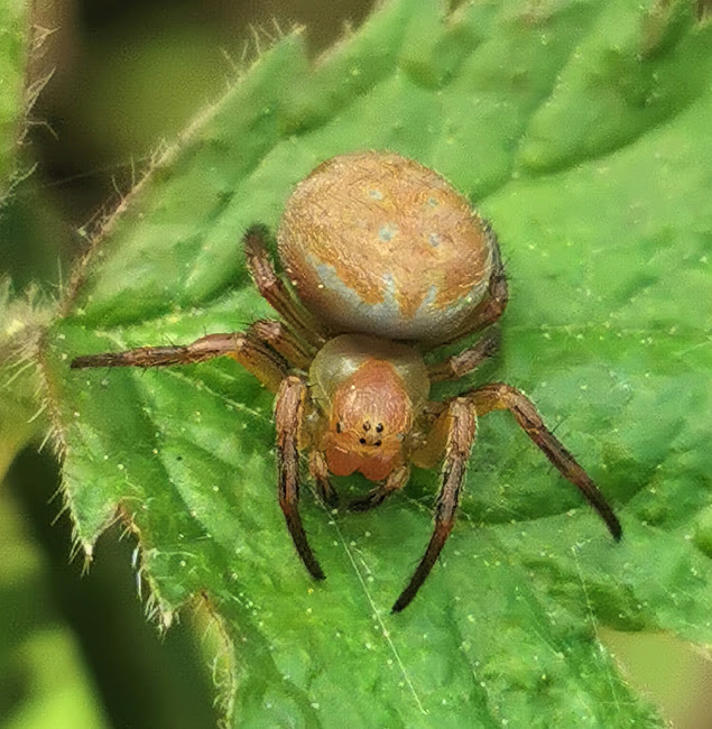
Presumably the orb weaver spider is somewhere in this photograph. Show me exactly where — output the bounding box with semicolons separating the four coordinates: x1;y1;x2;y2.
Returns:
72;151;621;612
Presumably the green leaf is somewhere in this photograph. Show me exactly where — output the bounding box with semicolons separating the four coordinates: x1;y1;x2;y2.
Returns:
40;0;712;726
0;0;30;203
0;282;49;479
0;473;111;729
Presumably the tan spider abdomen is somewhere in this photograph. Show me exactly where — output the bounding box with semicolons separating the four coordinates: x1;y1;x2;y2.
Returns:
278;151;495;343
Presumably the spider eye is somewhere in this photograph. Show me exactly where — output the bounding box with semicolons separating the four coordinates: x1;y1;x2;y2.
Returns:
336;422;343;433
375;423;384;433
374;440;382;447
359;437;366;445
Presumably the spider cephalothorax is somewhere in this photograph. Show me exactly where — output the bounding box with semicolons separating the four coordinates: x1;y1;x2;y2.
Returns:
72;151;621;612
310;335;428;481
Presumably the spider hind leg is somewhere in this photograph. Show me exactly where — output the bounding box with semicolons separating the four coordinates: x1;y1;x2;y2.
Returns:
467;383;622;540
243;225;327;349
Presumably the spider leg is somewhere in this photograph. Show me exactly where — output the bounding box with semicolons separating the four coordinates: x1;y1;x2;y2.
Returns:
427;329;499;383
275;375;325;580
392;398;477;613
244;224;327;349
248;319;315;371
308;450;339;508
347;464;410;512
71;331;287;391
467;383;622;540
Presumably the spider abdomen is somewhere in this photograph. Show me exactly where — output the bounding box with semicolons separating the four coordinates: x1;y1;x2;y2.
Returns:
278;152;495;343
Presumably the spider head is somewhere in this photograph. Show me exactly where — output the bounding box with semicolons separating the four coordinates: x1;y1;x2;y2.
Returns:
323;359;412;481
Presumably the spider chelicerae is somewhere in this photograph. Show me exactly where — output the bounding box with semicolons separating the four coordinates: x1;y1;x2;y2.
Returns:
72;151;621;612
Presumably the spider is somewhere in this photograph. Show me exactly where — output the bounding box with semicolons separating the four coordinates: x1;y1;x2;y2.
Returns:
72;151;621;612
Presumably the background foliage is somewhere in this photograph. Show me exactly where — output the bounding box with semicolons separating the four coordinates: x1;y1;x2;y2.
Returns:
2;0;712;727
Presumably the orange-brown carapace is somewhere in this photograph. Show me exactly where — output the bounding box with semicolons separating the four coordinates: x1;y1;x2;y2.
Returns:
278;152;496;343
309;335;430;481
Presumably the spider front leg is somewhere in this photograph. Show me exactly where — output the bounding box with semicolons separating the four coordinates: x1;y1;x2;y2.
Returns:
347;465;410;511
308;450;339;508
275;375;325;580
71;331;288;392
467;383;622;540
392;398;477;613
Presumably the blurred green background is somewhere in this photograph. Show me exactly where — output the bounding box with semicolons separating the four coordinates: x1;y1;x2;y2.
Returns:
1;1;711;727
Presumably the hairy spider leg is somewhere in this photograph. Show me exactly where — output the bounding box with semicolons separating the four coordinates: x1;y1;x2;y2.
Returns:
347;464;411;511
467;383;622;540
427;329;500;383
392;398;477;613
308;450;339;508
275;376;325;580
249;319;315;371
244;225;328;349
70;331;288;392
72;330;326;578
